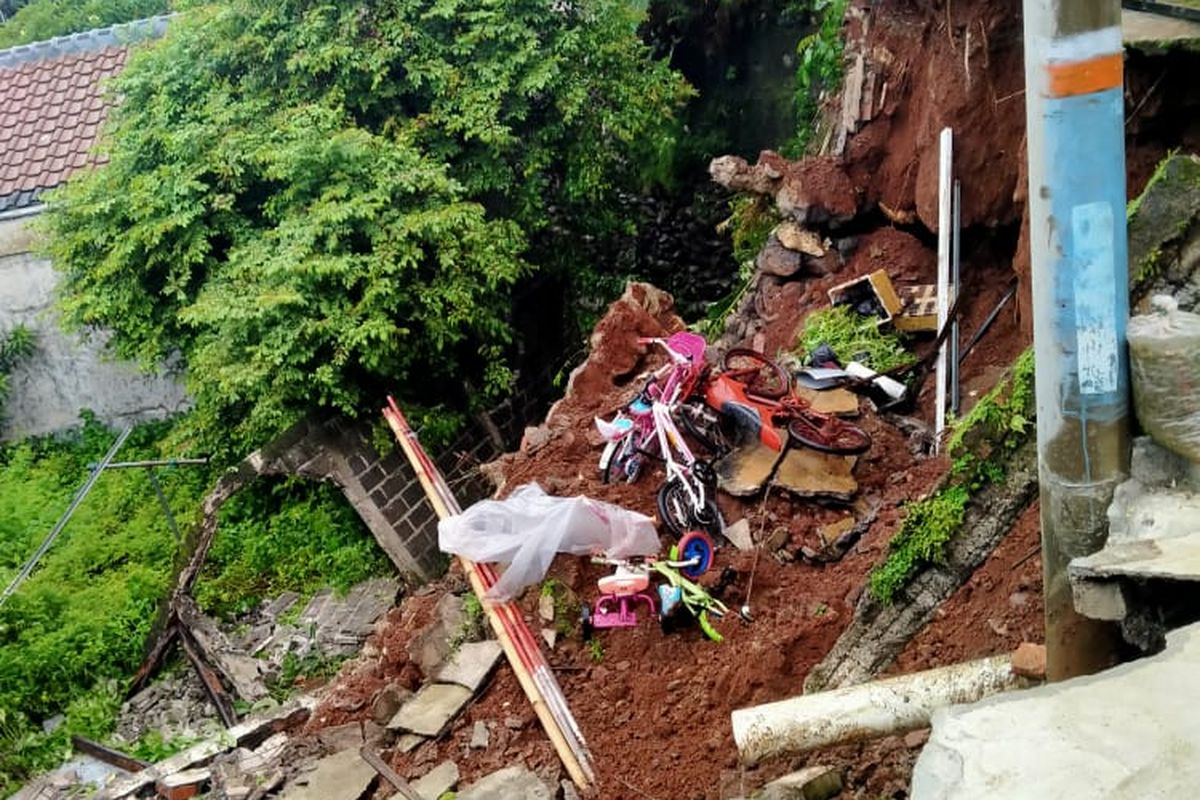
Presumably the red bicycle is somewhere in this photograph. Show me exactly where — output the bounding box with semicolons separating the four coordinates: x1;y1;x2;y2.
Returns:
698;348;872;456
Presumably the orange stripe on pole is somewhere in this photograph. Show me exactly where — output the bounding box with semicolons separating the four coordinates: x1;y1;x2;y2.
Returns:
1046;53;1123;98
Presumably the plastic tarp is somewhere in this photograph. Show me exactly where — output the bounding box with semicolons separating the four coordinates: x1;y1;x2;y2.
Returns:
438;484;660;600
1129;296;1200;464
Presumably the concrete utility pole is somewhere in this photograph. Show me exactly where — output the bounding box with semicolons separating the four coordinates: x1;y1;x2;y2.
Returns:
1022;0;1130;680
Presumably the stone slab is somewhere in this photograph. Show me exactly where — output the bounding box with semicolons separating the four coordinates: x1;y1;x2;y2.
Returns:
409;761;459;800
1123;8;1200;46
387;683;473;737
456;766;552;800
1071;533;1200;583
435;640;503;692
723;518;754;551
715;441;786;497
280;748;376;800
772;448;857;501
911;621;1200;799
793;386;859;417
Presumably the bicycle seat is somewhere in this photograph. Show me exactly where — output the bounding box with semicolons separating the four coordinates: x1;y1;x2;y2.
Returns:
598;568;650;596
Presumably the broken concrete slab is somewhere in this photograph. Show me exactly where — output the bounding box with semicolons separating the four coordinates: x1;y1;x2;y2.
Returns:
407;594;466;676
793;386;859;417
387;683;473;737
772;448;857;501
157;767;211;800
280;748;377;800
723;518;754;551
912;622;1200;799
316;721;365;752
1072;535;1200;584
435;640;503;692
456;766;552;800
715;441;786;497
759;766;842;800
1123;8;1200;47
469;720;489;749
409;761;459;800
396;733;426;753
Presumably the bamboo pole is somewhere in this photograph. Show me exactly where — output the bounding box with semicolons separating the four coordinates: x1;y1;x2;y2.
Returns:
382;401;594;791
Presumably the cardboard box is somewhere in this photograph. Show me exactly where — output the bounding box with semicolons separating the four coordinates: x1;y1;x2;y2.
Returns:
895;284;939;333
826;269;904;325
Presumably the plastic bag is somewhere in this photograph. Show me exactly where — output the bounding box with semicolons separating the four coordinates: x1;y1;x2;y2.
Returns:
437;483;660;601
1128;295;1200;463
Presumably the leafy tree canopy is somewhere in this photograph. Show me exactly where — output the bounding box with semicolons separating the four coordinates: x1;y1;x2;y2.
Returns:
0;0;169;48
46;0;690;457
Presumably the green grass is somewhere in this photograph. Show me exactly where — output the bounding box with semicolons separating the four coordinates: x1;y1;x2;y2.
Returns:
798;305;914;372
869;349;1035;603
0;414;392;792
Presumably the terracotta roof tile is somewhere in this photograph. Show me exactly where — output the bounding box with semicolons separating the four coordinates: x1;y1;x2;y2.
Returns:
0;16;168;212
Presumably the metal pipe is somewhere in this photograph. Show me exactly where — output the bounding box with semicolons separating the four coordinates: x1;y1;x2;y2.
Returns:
935;129;954;452
1022;0;1129;680
732;655;1030;765
0;426;133;608
86;457;209;470
950;179;962;416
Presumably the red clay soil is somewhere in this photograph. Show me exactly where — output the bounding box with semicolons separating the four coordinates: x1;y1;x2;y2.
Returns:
304;264;1035;799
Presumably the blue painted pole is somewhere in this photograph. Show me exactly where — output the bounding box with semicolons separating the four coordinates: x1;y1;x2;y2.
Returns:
1022;0;1130;680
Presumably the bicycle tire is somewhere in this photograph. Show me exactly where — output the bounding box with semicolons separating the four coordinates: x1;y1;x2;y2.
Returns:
721;348;790;399
678;401;730;456
787;414;872;455
657;479;722;538
677;531;715;579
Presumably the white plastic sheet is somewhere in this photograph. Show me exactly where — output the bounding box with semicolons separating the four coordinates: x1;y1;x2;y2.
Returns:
438;484;660;601
1129;295;1200;464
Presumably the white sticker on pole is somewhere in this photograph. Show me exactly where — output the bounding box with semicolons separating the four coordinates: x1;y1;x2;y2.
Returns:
1071;201;1119;395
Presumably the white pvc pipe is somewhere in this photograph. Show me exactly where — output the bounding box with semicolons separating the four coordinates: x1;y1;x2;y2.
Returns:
935;127;953;453
732;655;1027;765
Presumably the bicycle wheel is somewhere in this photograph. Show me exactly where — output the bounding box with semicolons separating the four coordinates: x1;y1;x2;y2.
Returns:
721;348;790;399
677;531;714;579
787;413;872;455
657;479;722;538
678;401;730;456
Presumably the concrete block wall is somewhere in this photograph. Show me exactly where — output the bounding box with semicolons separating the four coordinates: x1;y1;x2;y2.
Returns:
0;212;189;440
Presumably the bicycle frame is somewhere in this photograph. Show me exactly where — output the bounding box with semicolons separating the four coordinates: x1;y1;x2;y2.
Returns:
704;373;787;451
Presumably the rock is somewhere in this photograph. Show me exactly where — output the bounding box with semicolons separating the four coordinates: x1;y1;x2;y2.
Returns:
904;729;931;749
709;155;781;196
723;518;754;551
469;721;490;749
816;518;856;549
540;628;557;649
316;721;364;752
1010;643;1047;681
759;766;842;800
504;715;525;730
757;238;805;278
279;749;376;800
371;685;411;724
561;780;581;800
776;222;826;257
538;593;556;622
410;761;459;800
387;684;474;737
456;766;552;800
435;640;504;693
521;425;554;455
396;733;425;753
406;594;466;677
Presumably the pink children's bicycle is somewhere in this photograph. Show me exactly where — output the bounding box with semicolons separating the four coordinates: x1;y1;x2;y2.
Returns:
594;332;723;538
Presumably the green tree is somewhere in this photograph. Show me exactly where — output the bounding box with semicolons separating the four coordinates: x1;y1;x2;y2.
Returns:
46;0;689;457
0;0;169;48
0;326;34;420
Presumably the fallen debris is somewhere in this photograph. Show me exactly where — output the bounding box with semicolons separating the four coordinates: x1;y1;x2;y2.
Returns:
279;748;376;800
759;766;843;800
387;683;474;737
435;640;504;692
732;655;1032;765
410;760;459;800
455;766;552;800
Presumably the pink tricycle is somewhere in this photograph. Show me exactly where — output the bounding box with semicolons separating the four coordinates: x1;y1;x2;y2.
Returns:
580;530;714;638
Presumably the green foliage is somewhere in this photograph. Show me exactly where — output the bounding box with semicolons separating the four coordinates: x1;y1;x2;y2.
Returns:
587;637;605;663
449;591;486;652
126;729;202;762
45;0;690;459
869;349;1036;603
798;305;913;372
0;325;34;419
193;478;390;618
867;485;970;603
0;0;168;47
0;415;392;791
784;0;847;156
